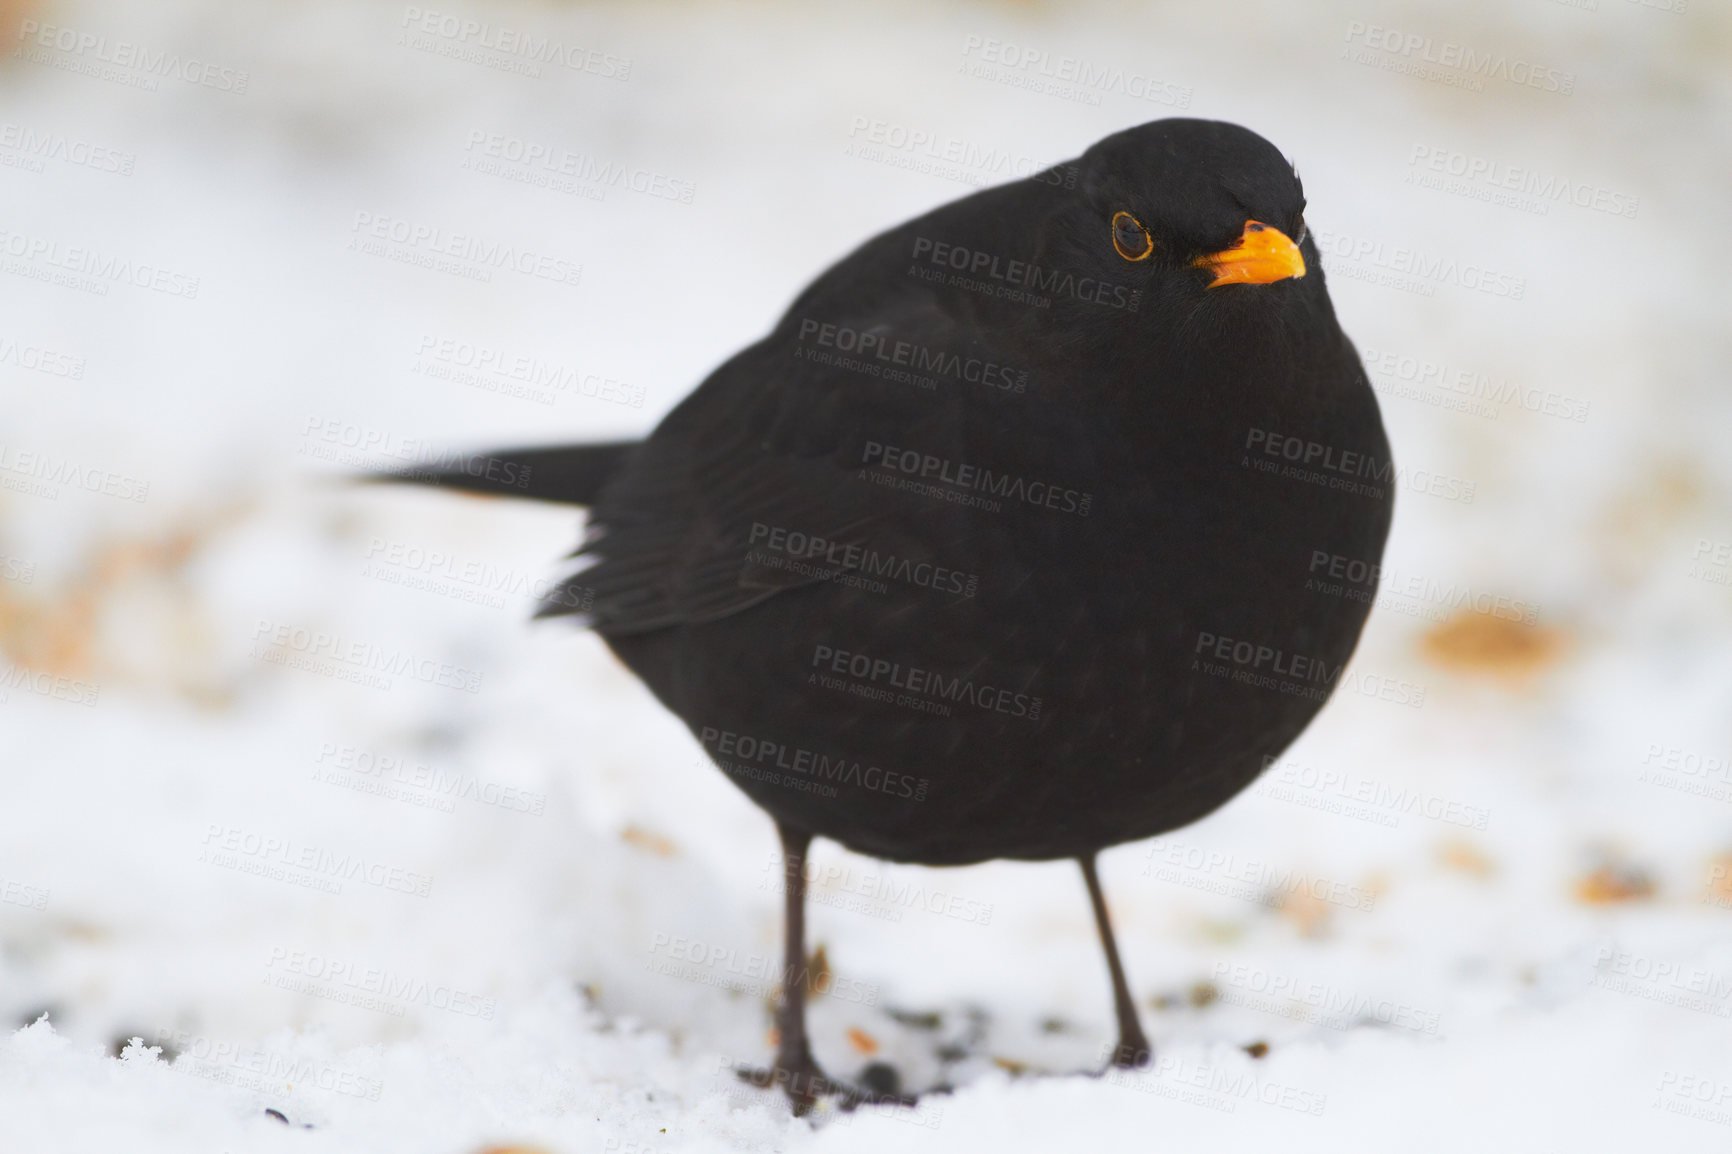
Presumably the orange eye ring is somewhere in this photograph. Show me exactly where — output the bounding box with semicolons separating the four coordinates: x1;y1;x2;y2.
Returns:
1111;211;1153;262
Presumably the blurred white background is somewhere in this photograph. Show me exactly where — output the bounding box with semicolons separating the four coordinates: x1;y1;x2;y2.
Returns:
2;0;1730;1150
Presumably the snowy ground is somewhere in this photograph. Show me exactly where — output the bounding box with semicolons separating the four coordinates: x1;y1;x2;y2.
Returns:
3;0;1731;1149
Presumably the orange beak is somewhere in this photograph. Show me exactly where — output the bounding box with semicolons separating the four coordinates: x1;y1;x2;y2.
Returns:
1191;221;1306;289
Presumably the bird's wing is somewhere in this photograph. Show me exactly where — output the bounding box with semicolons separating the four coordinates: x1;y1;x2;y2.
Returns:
543;295;1011;634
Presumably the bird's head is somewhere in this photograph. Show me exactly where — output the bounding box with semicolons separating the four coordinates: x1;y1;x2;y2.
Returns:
1012;118;1329;392
1071;118;1310;297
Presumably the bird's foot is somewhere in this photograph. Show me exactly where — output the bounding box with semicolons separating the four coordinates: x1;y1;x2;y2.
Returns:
736;1037;841;1117
734;1056;919;1117
1105;1038;1154;1070
736;1061;831;1116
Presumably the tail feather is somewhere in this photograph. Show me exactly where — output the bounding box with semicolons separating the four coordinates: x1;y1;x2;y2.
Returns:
362;441;639;507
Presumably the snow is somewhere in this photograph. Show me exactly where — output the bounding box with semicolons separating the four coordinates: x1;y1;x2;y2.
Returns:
3;0;1731;1149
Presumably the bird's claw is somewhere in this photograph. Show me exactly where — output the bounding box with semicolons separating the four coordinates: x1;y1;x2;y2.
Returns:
734;1063;919;1116
1106;1041;1154;1069
735;1059;835;1116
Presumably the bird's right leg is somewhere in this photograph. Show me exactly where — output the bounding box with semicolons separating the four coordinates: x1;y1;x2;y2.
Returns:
742;824;914;1113
1080;853;1153;1068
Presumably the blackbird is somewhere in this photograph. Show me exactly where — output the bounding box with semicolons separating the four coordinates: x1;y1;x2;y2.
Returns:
371;118;1392;1112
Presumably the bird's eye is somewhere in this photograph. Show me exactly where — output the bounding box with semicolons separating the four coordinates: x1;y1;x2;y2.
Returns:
1111;211;1153;262
1294;217;1308;245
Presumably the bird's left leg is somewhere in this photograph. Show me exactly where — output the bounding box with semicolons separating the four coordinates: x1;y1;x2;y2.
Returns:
767;822;832;1114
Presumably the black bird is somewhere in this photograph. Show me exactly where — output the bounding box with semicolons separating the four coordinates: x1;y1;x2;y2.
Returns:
371;118;1392;1112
